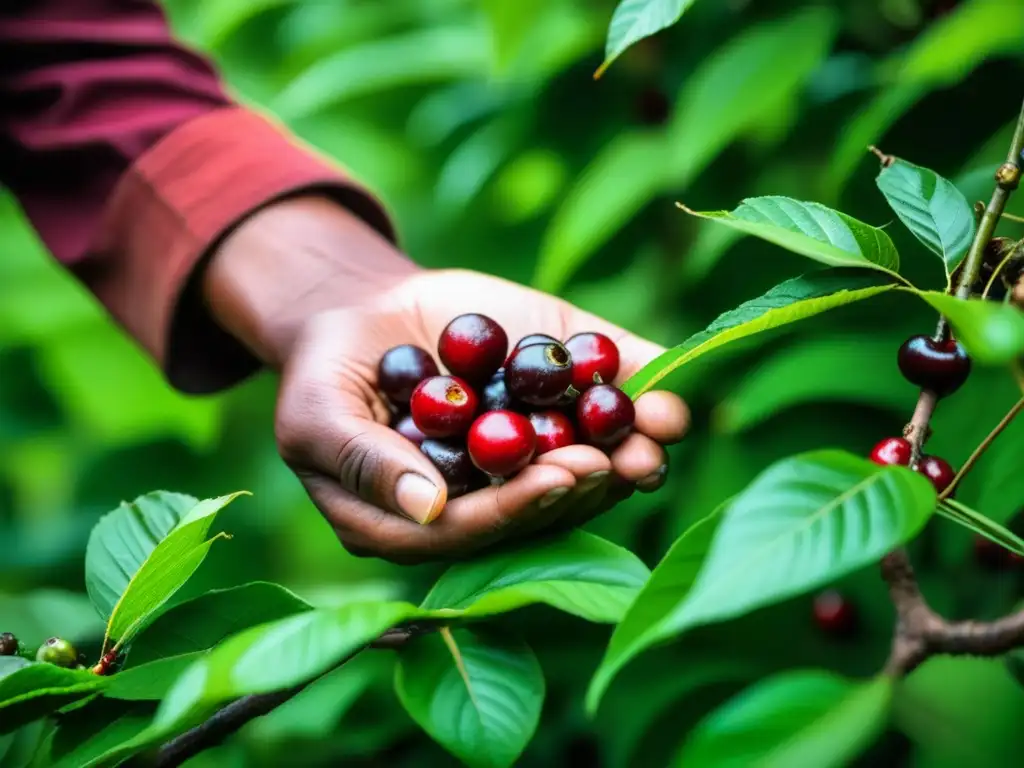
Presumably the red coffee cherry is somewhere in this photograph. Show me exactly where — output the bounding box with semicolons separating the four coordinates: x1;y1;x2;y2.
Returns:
410;376;478;438
420;439;477;498
377;344;440;405
812;590;858;638
438;314;508;384
506;334;560;366
564;332;620;392
869;437;912;466
529;411;577;455
897;334;971;397
392;413;427;446
505;342;575;407
916;454;956;495
467;410;536;477
577;385;635;449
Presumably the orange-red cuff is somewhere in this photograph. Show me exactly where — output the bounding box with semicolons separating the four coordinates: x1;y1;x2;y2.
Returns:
90;106;394;393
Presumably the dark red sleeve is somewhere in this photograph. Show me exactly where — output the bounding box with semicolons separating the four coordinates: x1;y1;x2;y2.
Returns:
0;1;393;392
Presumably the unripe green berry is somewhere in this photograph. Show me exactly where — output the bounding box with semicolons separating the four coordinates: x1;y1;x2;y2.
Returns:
0;632;18;656
35;637;79;668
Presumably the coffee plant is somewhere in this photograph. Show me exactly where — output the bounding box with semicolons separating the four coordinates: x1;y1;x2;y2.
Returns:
4;1;1024;766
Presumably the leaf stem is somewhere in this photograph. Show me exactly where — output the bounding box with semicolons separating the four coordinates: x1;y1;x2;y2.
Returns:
939;396;1024;500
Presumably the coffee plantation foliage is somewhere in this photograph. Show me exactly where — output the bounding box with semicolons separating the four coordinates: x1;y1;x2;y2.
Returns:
4;0;1024;766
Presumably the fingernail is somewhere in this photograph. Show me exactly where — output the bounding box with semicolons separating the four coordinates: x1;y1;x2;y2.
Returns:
395;473;444;524
637;465;668;493
539;487;571;509
579;471;611;494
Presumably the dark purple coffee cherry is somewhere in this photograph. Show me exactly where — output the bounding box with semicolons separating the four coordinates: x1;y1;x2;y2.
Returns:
897;334;971;397
505;334;560;365
377;345;439;405
438;314;508;384
481;369;515;412
0;632;18;656
420;439;478;498
505;342;575;407
392;413;427;446
577;385;634;449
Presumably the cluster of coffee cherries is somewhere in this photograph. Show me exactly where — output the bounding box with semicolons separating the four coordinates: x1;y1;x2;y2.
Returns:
1;632;121;675
867;330;971;494
379;314;633;495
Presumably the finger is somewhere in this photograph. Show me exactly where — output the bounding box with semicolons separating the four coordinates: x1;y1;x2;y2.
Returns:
520;445;613;534
277;343;448;525
609;432;667;485
634;390;691;445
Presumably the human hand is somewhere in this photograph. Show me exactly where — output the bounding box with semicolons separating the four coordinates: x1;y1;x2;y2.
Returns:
205;198;689;563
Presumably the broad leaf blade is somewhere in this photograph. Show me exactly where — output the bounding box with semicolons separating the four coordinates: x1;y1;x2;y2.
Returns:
0;660;103;735
875;159;975;276
938;499;1024;557
672;671;892;767
623;270;896;397
104;654;205;701
914;292;1024;365
394;628;544;768
588;450;936;711
680;197;901;273
597;0;697;78
420;531;649;623
103;492;248;648
47;699;154;768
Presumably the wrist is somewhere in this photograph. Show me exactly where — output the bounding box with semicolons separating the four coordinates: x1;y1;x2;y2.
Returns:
202;195;421;368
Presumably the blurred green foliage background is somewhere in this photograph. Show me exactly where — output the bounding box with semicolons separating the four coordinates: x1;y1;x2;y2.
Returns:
4;0;1024;765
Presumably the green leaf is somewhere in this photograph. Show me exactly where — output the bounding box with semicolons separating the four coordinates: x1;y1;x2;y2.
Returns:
679;197;901;273
587;450;936;712
975;412;1024;525
104;654;205;701
0;590;104;650
0;660;104;735
275;26;490;119
420;531;649;623
127;582;312;666
875;159;976;277
47;699;154;768
713;335;909;433
938;499;1024;557
394;628;544;768
597;0;698;78
88;492;248;649
913;292;1024;365
623;270;896;397
672;671;892;767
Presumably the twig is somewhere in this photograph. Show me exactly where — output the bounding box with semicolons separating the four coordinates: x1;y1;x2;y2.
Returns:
939;396;1024;500
879;97;1024;678
152;627;422;767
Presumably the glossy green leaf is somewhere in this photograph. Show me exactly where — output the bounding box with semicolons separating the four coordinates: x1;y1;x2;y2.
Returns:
395;628;544;768
914;292;1024;364
127;582;312;666
623;270;896;397
275;26;490;119
89;492;248;650
679;197;900;273
672;671;892;767
420;531;649;623
587;450;936;711
713;335;908;433
875;159;976;276
104;654;204;701
47;699;154;768
596;0;698;78
0;660;103;735
938;499;1024;557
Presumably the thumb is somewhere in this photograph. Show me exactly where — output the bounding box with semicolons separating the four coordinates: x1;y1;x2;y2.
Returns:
276;351;449;526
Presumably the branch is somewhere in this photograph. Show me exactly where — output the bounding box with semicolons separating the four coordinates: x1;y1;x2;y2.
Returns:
879;97;1024;678
152;626;422;768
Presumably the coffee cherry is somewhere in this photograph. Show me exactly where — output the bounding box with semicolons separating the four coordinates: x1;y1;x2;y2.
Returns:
917;454;956;495
36;637;79;668
505;342;575;407
0;632;18;656
410;376;478;438
564;332;620;391
897;334;971;397
529;411;577;455
507;334;560;365
377;345;440;405
392;413;427;446
438;314;508;384
421;439;477;498
467;410;536;477
813;590;858;638
481;369;515;413
577;385;635;449
869;437;912;466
